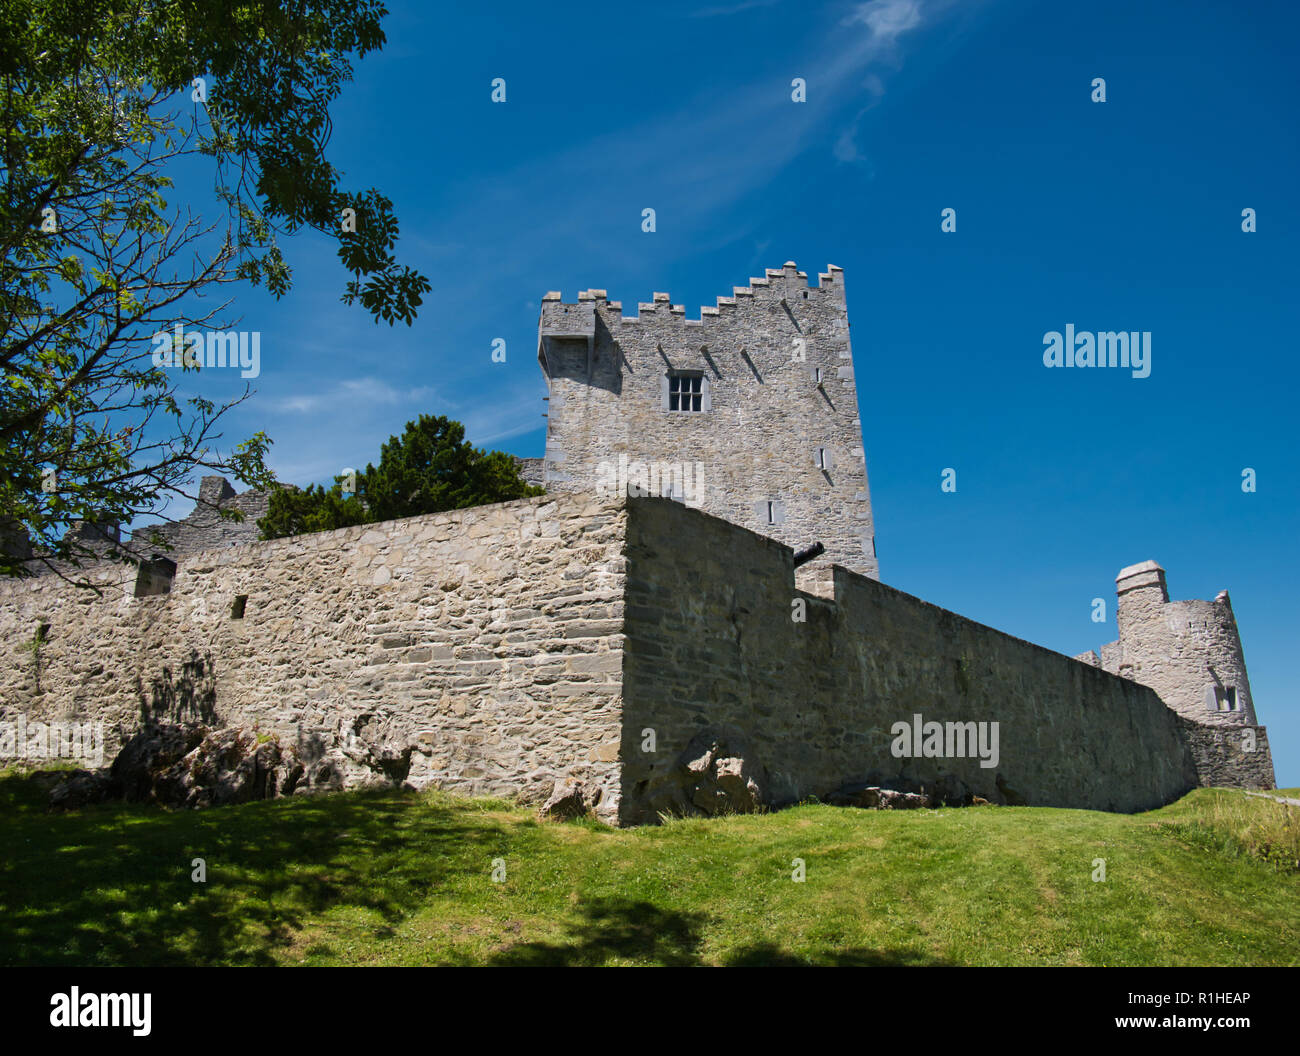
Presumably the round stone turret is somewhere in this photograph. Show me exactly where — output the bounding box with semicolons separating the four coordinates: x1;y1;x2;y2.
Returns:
1112;560;1257;726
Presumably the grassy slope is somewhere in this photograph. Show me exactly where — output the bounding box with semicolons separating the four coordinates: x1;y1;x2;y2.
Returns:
0;773;1296;966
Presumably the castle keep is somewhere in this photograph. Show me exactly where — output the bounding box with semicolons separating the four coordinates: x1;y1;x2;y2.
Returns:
537;262;876;593
0;264;1275;822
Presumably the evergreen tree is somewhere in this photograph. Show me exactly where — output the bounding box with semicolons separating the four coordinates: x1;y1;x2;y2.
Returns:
258;415;543;539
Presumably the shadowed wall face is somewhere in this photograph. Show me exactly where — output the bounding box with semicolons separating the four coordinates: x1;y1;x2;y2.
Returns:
618;498;1202;824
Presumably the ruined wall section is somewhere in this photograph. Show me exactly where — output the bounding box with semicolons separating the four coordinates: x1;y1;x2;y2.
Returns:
619;499;1198;825
0;493;628;822
512;456;545;488
539;262;876;594
129;475;273;558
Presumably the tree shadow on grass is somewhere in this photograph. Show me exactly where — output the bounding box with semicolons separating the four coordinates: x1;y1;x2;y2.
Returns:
484;898;961;966
486;897;710;966
0;773;970;968
0;775;503;966
722;943;960;966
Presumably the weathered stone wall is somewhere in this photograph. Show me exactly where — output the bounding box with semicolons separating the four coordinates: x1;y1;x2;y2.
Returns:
512;456;545;488
1079;561;1275;789
1;491;1272;825
0;493;628;822
1175;717;1276;791
619;498;1199;825
129;475;273;558
538;262;876;595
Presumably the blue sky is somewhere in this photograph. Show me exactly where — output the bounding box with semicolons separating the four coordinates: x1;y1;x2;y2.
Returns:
165;0;1298;783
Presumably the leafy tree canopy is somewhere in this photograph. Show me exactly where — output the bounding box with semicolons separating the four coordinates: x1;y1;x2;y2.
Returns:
258;415;544;539
1;0;430;580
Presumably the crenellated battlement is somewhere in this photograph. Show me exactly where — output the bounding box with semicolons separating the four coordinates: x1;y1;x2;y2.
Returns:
542;262;846;325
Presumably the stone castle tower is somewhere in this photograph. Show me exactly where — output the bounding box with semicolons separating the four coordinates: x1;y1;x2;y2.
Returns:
1081;561;1259;727
536;262;876;592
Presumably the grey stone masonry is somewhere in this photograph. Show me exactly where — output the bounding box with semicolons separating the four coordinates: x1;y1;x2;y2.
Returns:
512;456;545;488
1094;561;1261;727
1176;716;1276;791
0;265;1277;819
130;476;273;558
0;493;629;822
0;493;1276;821
619;498;1200;823
1078;559;1275;790
537;262;877;595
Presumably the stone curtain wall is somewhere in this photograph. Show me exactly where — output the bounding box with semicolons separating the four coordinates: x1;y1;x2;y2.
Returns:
619;498;1200;825
0;494;629;823
1;490;1270;826
511;457;545;488
538;262;877;596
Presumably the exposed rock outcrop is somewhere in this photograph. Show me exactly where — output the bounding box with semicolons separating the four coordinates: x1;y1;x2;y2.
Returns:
837;771;977;808
826;784;934;810
48;768;120;809
537;777;588;821
642;726;767;819
50;723;308;809
149;727;304;808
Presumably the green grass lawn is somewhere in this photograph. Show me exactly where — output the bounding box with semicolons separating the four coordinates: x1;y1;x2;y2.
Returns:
1;771;1296;966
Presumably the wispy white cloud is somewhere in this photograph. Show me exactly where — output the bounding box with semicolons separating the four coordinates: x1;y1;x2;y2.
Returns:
833;123;865;162
831;2;945;169
274;377;435;415
238;0;968;490
424;0;964;308
257;375;541;488
845;0;924;41
457;391;548;447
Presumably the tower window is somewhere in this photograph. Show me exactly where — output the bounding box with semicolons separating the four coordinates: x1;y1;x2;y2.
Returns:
231;595;248;619
755;498;785;525
664;371;706;413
